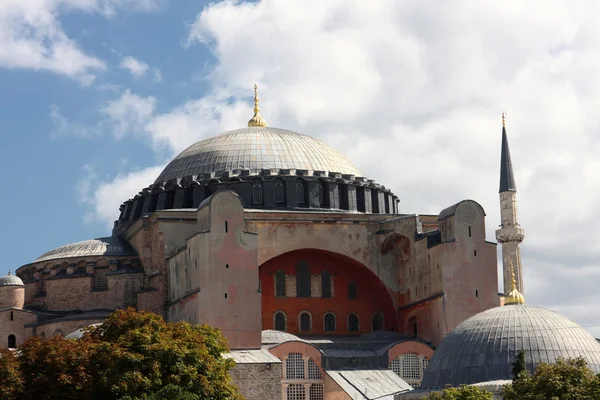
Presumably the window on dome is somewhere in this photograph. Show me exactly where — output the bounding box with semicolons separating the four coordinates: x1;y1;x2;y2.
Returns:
94;269;108;291
276;270;286;297
348;314;359;332
296;182;306;205
274;180;285;203
275;312;286;331
251;180;263;205
7;334;16;348
321;271;331;298
324;313;336;332
300;312;311;332
310;183;324;208
372;312;383;331
348;281;357;299
296;261;311;298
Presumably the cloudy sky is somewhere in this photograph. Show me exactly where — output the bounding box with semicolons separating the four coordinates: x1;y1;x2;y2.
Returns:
1;0;599;337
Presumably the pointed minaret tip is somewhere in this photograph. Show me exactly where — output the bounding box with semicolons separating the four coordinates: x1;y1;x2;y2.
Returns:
505;261;525;305
248;84;267;127
499;110;516;192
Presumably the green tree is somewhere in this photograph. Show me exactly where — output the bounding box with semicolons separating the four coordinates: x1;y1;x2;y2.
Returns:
420;385;493;400
503;357;600;400
0;308;243;400
511;350;526;379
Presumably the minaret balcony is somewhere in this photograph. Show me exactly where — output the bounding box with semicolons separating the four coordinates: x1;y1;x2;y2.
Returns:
495;227;525;243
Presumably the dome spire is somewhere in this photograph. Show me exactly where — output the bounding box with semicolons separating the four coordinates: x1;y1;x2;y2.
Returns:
505;261;525;305
248;84;267;127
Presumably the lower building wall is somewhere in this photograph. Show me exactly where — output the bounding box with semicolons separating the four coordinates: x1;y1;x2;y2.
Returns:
324;375;351;400
0;309;36;348
34;318;106;338
229;363;282;400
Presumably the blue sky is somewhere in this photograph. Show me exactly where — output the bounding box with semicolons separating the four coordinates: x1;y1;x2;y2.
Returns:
1;0;600;336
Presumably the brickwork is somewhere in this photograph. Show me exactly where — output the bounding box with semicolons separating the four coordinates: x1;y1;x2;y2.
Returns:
0;286;24;309
229;363;282;400
0;309;35;348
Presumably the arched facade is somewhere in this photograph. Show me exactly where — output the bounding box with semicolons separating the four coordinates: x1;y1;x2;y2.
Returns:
260;249;397;335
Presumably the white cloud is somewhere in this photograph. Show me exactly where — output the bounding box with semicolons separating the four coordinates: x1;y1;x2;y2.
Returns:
0;0;163;83
85;1;600;335
120;56;149;78
100;89;156;139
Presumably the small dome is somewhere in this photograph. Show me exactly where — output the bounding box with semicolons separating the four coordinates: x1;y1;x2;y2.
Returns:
421;305;600;388
0;273;24;287
261;330;301;344
35;236;137;263
154;127;362;184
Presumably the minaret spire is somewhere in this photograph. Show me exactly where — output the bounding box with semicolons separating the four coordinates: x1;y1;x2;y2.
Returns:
495;112;525;295
247;84;267;127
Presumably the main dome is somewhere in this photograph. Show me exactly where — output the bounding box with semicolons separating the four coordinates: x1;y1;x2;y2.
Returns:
421;304;600;388
154;127;362;184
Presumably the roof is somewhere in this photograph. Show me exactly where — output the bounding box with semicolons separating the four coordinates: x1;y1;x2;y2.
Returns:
421;305;600;388
154;126;362;183
326;369;413;399
499;125;517;192
224;349;281;364
34;236;137;263
0;273;24;286
261;329;301;344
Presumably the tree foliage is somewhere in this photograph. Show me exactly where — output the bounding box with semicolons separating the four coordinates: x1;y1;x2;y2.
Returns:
420;385;493;400
511;350;526;379
503;357;600;400
0;308;243;400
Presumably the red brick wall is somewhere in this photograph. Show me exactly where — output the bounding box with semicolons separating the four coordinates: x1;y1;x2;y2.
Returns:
260;249;397;335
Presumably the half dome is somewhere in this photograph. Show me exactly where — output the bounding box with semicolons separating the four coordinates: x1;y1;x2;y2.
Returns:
421;304;600;388
35;236;137;263
155;127;362;184
0;273;24;287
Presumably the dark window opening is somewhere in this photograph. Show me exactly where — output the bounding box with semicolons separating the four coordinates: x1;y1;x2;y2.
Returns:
226;264;229;269
275;270;286;297
10;311;13;321
225;221;228;233
296;182;305;205
468;226;472;237
372;313;383;331
224;293;228;298
274;180;285;203
296;262;311;298
321;271;331;298
300;312;311;331
324;313;336;332
7;334;16;348
409;316;418;336
474;249;477;257
348;314;359;332
348;281;357;299
252;180;263;205
94;269;108;291
275;312;285;331
475;289;479;297
310;183;324;208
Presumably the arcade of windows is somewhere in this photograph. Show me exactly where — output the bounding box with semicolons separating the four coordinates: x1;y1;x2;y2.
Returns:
389;352;430;388
250;179;327;207
274;310;384;334
282;353;324;400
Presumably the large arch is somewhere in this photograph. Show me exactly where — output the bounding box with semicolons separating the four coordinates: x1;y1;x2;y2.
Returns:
259;249;398;335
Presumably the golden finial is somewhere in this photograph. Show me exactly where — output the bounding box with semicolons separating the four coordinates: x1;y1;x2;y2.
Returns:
502;110;506;127
505;261;524;305
248;84;267;127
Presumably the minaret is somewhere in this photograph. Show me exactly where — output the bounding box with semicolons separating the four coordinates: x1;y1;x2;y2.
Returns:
495;112;525;295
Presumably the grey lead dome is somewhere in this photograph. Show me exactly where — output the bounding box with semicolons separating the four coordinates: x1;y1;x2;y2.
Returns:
421;304;600;388
35;236;137;263
154;127;362;184
0;274;24;287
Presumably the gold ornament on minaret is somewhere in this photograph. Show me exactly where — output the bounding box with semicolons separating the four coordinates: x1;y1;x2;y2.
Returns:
248;84;267;127
504;261;525;305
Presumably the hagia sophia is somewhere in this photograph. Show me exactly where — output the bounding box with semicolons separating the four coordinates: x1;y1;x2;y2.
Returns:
2;86;600;399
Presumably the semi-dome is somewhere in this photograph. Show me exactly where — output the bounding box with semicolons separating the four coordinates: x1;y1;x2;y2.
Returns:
155;127;362;184
35;236;137;263
421;304;600;388
0;273;24;287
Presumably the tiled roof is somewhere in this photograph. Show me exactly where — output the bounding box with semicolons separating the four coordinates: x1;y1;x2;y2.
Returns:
35;236;137;263
326;369;412;399
224;349;281;364
422;305;600;388
155;127;362;183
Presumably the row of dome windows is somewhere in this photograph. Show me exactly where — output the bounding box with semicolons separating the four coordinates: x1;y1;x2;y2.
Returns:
274;311;384;333
251;180;322;207
275;269;358;299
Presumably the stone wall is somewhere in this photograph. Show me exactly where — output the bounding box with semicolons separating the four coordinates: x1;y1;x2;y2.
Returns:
229;363;282;400
0;309;35;348
0;286;24;309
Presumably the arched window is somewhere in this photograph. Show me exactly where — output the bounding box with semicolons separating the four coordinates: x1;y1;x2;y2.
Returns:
94;269;108;291
276;270;286;297
310;183;324;208
274;180;285;203
324;313;336;332
251;179;263;205
348;281;357;299
372;312;383;331
348;314;359;332
7;334;16;348
296;181;306;205
300;312;311;332
275;311;286;331
286;353;305;379
321;271;331;298
389;352;429;389
296;261;311;298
